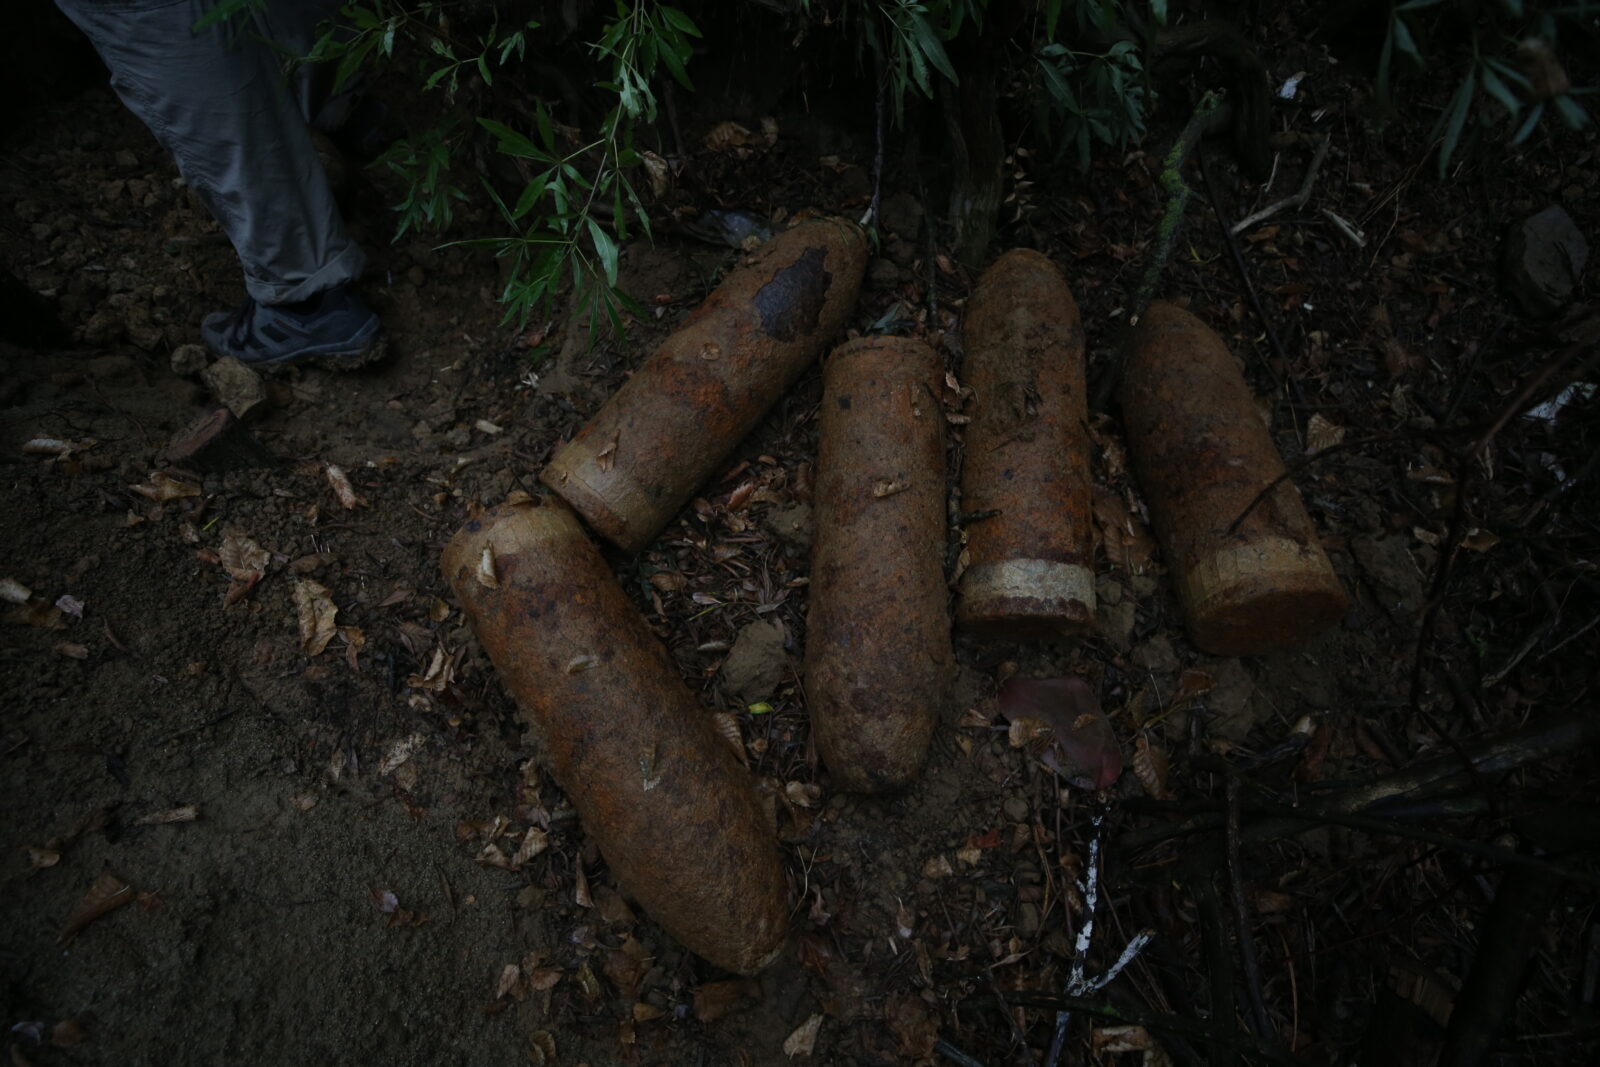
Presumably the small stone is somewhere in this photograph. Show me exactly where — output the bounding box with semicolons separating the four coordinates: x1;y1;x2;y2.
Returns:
202;356;267;420
115;149;139;168
720;619;788;705
1503;205;1587;317
868;258;903;287
879;192;925;239
1095;597;1136;651
1132;634;1180;675
764;503;814;551
1018;901;1041;936
1002;796;1028;822
407;265;427;287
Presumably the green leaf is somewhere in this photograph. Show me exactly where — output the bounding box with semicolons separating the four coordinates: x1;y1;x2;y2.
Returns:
511;175;549;221
1151;0;1168;27
1038;55;1078;113
1396;0;1446;10
1392;16;1421;66
910;15;958;85
660;6;702;37
478;118;547;161
1479;64;1521;117
1511;101;1545;145
536;104;556;153
1375;17;1396;113
477;54;492;86
1553;94;1590;129
586;217;620;286
1043;0;1061;39
1435;68;1476;178
659;38;695;91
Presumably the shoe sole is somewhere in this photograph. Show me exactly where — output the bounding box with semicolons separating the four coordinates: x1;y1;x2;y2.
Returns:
229;319;388;372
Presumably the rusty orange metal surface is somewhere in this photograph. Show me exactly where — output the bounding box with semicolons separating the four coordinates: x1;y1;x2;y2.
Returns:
540;218;868;554
957;248;1095;637
1120;301;1347;655
442;501;788;973
804;336;952;792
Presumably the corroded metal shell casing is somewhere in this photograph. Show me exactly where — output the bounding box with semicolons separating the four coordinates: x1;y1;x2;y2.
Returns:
956;248;1095;637
442;501;789;974
1120;301;1347;655
540;218;868;554
804;337;953;792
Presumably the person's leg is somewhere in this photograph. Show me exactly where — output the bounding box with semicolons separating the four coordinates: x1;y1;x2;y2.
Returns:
255;0;365;134
53;0;367;310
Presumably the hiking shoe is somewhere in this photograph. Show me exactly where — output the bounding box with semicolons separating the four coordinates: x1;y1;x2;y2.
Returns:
201;285;384;369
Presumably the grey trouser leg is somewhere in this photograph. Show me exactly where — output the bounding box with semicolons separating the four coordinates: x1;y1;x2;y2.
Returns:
53;0;365;305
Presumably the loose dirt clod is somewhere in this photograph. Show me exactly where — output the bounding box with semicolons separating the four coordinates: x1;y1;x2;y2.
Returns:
720;618;787;705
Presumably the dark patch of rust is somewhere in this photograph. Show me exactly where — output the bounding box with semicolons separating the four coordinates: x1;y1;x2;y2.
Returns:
754;247;831;342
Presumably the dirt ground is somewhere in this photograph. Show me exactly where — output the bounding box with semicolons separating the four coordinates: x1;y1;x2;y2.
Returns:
3;11;1599;1067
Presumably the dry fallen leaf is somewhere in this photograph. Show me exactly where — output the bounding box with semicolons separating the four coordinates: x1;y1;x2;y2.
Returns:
52;642;90;660
28;846;61;869
59;871;134;944
873;477;910;498
133;805;198;826
528;967;563;991
694;979;760;1023
1132;735;1172;800
1092;1025;1155;1054
999;677;1123;791
379;733;426;776
49;1020;88;1049
130;470;201;502
574;857;593;908
784;1013;823;1058
218;530;270;605
596;431;620;473
1306;413;1346;454
475;544;498;589
5;599;66;629
23;437;84;457
528;1031;557;1067
324;464;365;509
496;963;522;999
511;827;549;869
293;579;338;656
703;120;763;152
711;711;747;767
1093;487;1157;575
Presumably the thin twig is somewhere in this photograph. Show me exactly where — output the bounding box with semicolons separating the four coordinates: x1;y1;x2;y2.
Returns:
1225;778;1275;1042
863;59;887;232
1092;91;1227;411
1198;146;1306;411
1319;207;1367;247
1229;134;1329;235
974;990;1296;1065
935;1037;991;1067
1120;710;1600;851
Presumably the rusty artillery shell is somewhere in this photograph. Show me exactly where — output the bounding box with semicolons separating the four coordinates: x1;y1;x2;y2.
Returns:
442;501;788;974
804;337;952;792
541;218;868;554
1120;301;1347;655
956;249;1095;637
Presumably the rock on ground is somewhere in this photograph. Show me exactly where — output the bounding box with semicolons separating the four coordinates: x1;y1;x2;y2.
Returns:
202;355;266;420
1503;205;1588;317
720;619;788;705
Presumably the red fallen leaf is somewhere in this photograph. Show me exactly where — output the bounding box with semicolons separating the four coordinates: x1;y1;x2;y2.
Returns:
998;677;1124;791
1172;668;1215;704
969;827;1002;850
